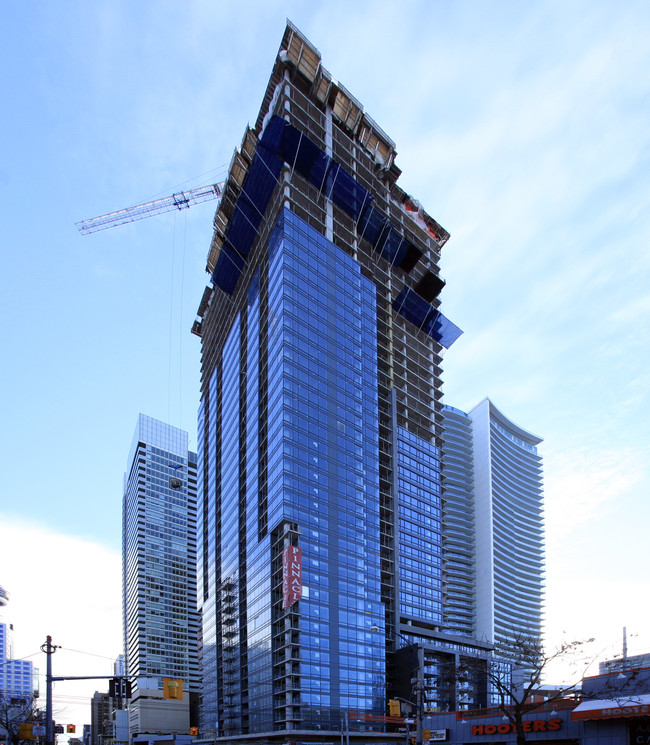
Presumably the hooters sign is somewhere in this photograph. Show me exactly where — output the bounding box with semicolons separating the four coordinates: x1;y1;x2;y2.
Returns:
282;545;302;609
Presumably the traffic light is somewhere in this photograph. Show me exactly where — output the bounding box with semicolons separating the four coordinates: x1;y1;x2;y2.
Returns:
189;727;198;736
388;699;401;716
422;729;431;741
163;677;183;699
109;677;132;699
66;725;76;734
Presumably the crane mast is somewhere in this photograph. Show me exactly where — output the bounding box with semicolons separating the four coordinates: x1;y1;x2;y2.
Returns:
76;183;223;235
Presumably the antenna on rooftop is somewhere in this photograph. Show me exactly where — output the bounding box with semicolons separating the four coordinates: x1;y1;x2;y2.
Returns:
75;182;224;235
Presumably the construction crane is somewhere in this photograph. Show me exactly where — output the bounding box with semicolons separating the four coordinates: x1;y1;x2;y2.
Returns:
75;182;224;235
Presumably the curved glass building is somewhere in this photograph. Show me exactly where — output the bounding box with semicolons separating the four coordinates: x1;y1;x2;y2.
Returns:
460;398;544;647
440;406;477;638
442;399;544;694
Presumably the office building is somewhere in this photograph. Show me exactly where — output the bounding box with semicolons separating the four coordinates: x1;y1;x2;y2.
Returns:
114;655;125;677
0;623;34;699
122;415;199;735
0;587;37;700
193;22;469;741
90;691;112;745
88;657;127;745
441;400;544;651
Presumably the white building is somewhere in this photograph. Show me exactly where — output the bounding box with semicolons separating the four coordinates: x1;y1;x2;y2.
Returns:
442;399;544;648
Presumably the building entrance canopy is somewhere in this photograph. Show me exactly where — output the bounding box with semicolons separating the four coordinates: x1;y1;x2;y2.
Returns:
571;693;650;720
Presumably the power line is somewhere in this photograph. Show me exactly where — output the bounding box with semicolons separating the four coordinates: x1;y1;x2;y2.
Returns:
2;650;43;661
55;647;117;662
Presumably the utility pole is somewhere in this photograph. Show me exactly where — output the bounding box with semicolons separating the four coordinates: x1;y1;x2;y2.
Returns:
41;635;132;745
413;646;425;745
41;636;59;745
370;624;425;745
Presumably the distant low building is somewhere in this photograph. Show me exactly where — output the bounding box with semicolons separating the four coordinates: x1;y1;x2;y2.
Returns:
405;664;650;745
127;681;190;737
111;708;129;745
90;691;126;745
599;652;650;674
90;691;111;745
0;590;37;700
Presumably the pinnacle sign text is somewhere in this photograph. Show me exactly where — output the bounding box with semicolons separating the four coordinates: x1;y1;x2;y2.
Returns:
282;545;302;609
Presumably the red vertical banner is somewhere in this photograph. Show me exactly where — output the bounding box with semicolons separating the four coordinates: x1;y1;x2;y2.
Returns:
282;545;302;609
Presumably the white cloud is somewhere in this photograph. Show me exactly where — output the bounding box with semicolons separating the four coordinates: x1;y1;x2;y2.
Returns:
1;517;121;730
544;446;645;543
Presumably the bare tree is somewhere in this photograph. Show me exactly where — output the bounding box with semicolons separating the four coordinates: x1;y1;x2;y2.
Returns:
0;693;43;745
457;635;595;745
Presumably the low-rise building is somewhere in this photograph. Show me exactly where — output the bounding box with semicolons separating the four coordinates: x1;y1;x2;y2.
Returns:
128;679;190;737
415;665;650;745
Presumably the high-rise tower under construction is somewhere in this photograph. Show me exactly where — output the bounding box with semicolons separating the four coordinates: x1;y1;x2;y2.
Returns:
193;22;476;743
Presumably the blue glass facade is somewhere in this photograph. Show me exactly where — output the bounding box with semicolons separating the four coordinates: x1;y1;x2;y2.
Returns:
199;209;386;735
396;428;443;626
0;622;35;698
266;210;384;725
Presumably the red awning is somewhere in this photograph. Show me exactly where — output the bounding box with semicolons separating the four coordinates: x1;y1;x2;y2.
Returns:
571;694;650;720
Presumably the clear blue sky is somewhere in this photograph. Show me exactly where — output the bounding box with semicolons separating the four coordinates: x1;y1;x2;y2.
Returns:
1;0;649;729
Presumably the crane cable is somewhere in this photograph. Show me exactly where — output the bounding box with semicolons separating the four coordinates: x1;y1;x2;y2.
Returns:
179;212;187;431
168;215;177;425
167;210;188;430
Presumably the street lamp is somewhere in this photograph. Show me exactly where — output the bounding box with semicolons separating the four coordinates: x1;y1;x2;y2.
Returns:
370;624;424;745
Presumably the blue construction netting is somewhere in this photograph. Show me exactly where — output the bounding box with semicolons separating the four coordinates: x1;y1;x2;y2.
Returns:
357;204;388;247
227;198;260;260
376;224;409;266
288;130;332;191
213;115;448;299
415;271;446;301
325;162;372;220
241;147;284;216
212;244;245;294
264;117;373;216
399;242;423;273
259;115;285;154
424;310;463;348
393;287;463;349
212;146;283;294
393;286;431;327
